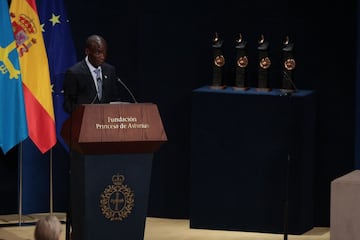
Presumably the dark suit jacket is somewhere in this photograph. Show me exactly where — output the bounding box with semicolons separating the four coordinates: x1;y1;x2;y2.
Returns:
63;60;122;113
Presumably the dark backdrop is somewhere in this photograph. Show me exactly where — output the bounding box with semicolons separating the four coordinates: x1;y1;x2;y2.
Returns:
0;0;356;227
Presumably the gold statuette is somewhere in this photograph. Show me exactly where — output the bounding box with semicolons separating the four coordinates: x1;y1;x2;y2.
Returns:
259;57;271;69
237;56;248;68
214;55;225;67
284;58;296;70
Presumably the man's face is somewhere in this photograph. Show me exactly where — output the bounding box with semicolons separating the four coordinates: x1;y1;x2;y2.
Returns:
87;42;107;67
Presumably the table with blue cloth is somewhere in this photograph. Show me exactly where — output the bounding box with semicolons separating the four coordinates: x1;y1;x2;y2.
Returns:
190;86;316;234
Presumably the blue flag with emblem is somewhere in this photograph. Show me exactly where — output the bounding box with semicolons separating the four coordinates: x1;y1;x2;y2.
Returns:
0;0;28;154
38;0;77;151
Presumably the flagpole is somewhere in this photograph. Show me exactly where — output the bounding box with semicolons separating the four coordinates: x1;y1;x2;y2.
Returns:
50;148;53;215
18;142;23;226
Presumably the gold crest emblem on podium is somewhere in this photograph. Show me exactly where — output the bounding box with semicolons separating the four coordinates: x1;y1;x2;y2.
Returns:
100;173;135;221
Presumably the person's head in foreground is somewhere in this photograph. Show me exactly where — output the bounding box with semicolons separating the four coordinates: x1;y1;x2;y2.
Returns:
34;215;62;240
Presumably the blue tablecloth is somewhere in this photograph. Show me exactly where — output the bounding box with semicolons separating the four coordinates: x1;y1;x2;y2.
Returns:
190;85;316;234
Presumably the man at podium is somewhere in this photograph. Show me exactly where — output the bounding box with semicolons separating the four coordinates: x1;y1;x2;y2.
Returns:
63;34;127;113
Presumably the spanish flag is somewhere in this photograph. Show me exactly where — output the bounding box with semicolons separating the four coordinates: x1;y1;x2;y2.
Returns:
10;0;56;153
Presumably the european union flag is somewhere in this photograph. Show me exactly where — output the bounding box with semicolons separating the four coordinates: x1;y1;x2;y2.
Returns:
38;0;77;151
0;0;28;154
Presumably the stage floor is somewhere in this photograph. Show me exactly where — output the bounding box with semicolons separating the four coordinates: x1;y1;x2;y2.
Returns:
0;213;330;240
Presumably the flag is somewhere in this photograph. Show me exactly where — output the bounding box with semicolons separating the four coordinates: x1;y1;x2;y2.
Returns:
0;0;28;154
38;0;77;151
10;0;56;154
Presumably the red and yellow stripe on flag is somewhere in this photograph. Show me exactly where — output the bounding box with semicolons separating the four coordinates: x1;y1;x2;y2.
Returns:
9;0;56;153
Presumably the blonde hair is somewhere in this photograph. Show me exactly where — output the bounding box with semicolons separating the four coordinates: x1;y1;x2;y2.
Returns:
34;215;62;240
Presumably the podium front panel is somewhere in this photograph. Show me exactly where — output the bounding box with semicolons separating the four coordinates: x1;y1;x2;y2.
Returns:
70;152;153;240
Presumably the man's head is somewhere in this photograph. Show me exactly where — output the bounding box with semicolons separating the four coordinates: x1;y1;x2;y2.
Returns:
85;34;108;68
34;215;62;240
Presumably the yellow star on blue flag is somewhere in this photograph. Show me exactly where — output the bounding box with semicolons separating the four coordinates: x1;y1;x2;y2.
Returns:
39;0;77;151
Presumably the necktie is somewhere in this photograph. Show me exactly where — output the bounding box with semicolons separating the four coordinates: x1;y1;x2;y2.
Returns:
94;69;102;100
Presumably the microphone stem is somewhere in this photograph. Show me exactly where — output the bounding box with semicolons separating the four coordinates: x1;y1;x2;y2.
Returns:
118;78;137;103
91;93;98;104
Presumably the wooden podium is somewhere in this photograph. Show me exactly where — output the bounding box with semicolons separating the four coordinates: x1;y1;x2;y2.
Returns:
61;103;167;240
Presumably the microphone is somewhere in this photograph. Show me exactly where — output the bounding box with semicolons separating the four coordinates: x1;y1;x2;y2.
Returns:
283;71;297;92
280;71;297;97
90;92;98;104
117;77;138;103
